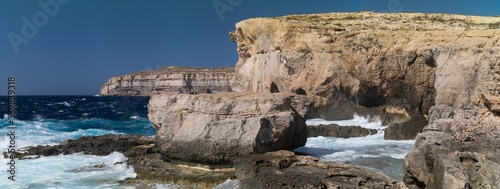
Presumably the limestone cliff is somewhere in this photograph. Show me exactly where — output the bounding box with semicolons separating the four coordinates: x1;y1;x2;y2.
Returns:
229;12;500;121
229;12;500;188
99;66;237;96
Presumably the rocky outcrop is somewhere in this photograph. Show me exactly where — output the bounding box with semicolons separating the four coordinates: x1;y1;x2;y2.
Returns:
148;92;313;164
7;134;155;158
307;124;378;138
99;66;237;96
235;150;406;189
227;12;500;188
384;114;428;140
229;12;500;132
403;47;500;188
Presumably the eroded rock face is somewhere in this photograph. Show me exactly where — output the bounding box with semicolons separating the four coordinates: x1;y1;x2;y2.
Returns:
229;12;500;125
384;114;428;140
228;12;500;188
99;66;237;96
148;92;313;163
404;119;500;189
403;47;500;187
307;124;378;138
235;150;406;189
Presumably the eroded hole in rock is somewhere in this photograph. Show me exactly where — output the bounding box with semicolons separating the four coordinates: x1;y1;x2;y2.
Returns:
357;85;384;108
270;82;280;93
294;88;307;95
425;57;437;68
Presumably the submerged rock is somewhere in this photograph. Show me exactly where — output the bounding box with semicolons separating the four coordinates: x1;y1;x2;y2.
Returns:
148;92;313;164
235;150;406;189
307;124;378;138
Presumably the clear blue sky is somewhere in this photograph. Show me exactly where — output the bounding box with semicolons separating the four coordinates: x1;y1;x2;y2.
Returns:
0;0;498;95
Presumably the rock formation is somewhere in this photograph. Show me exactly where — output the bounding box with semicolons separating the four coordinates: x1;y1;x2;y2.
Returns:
384;114;428;140
235;150;406;189
92;11;500;188
229;12;500;138
227;12;500;188
99;66;237;96
7;134;155;158
403;48;500;188
148;92;313;163
307;124;378;138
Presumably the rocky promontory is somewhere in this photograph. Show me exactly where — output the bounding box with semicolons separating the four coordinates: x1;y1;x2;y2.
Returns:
99;66;237;96
148;92;313;163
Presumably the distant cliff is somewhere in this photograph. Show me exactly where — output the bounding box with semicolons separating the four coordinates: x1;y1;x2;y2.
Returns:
99;66;237;96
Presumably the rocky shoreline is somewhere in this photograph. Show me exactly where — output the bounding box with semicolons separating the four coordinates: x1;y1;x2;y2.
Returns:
13;134;409;188
96;11;500;188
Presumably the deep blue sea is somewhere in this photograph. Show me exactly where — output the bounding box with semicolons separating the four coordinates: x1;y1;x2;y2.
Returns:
0;96;158;189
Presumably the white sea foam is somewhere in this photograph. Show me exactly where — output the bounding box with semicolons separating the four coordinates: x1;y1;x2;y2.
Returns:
213;179;240;189
306;114;382;129
296;115;415;181
0;152;136;189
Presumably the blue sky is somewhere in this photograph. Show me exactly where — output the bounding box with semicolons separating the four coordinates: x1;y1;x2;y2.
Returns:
0;0;499;95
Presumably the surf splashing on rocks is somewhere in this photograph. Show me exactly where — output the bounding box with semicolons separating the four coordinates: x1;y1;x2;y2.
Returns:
296;115;415;181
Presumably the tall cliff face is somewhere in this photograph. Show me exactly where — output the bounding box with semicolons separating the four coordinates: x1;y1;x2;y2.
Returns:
99;66;237;96
230;12;500;121
230;12;500;188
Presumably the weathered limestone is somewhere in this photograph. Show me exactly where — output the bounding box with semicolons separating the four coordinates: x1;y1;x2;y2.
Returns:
148;92;313;163
229;12;500;134
235;150;407;189
403;47;500;188
99;66;237;96
227;12;500;188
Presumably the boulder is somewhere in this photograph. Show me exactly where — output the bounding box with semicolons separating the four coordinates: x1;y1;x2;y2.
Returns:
384;114;428;140
235;150;406;189
307;124;378;138
148;92;313;164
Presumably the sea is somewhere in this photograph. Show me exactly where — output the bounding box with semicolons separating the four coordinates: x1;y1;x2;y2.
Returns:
0;96;414;189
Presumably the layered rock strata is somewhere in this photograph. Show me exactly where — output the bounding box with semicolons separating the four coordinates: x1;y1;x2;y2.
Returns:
148;92;313;163
229;12;500;133
307;124;378;138
235;150;407;189
99;66;237;96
